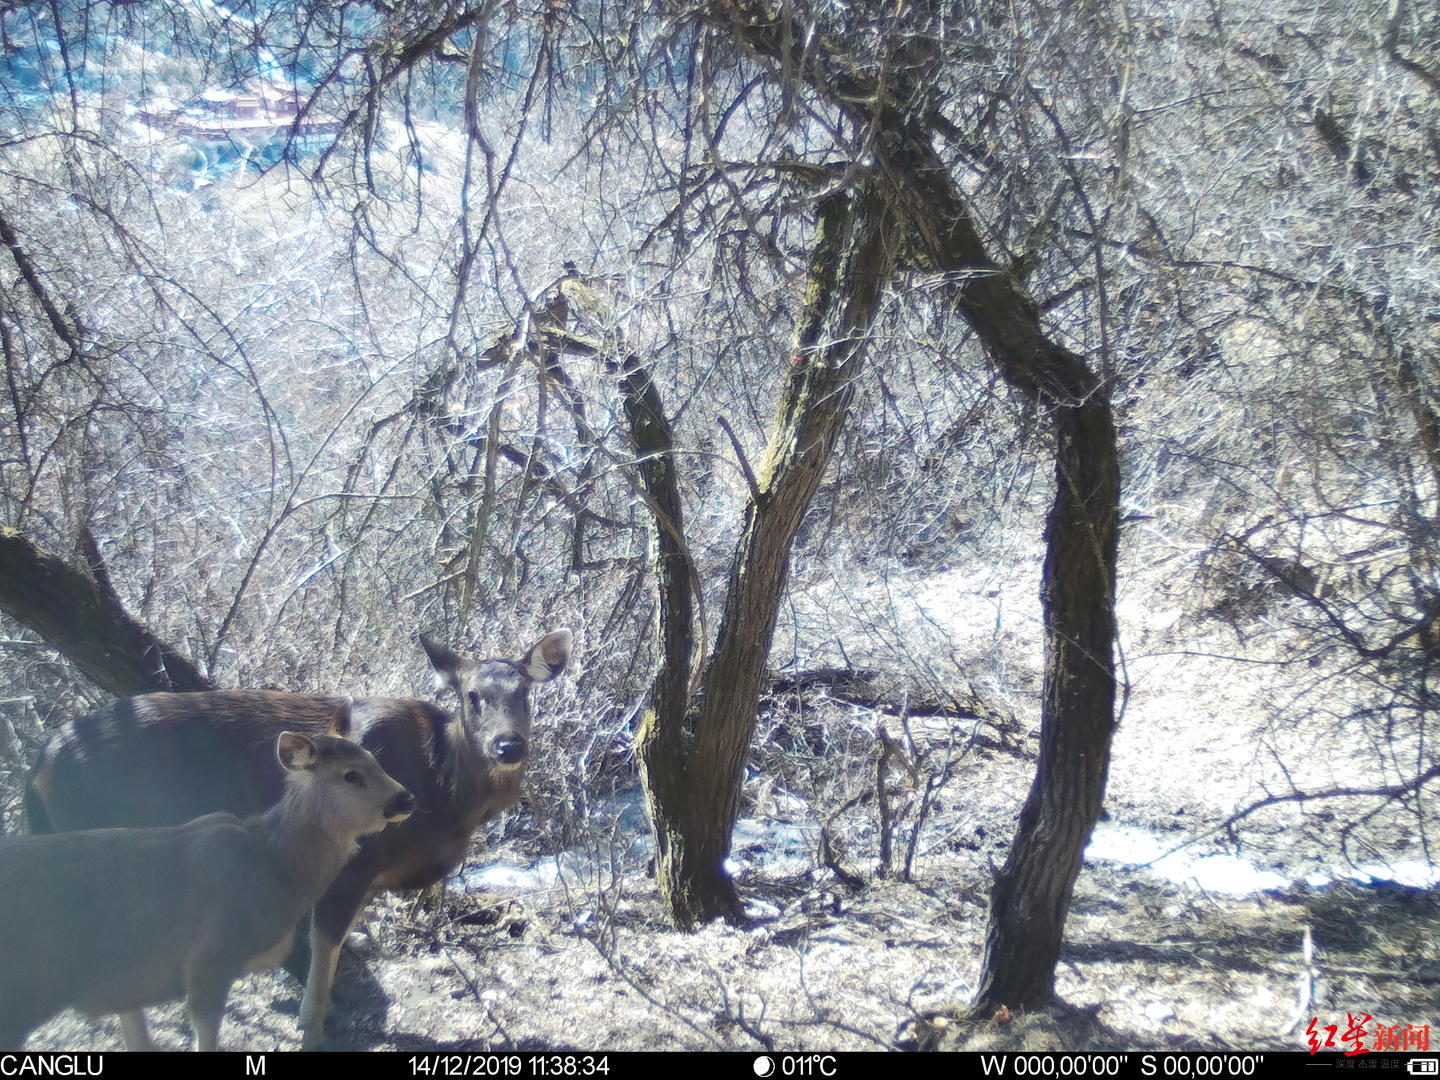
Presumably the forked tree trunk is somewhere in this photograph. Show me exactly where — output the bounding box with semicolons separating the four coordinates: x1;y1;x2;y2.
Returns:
628;184;899;926
696;0;1122;1006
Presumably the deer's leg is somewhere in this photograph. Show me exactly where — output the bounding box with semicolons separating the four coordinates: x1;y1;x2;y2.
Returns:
184;965;237;1053
299;868;372;1051
118;1011;156;1051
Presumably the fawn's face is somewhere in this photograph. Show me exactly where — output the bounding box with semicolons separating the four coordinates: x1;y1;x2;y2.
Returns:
277;732;414;836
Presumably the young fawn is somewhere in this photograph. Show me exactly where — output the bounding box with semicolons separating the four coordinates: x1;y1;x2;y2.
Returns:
0;727;413;1050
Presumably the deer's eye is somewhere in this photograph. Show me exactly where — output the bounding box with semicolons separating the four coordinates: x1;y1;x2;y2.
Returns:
345;771;365;787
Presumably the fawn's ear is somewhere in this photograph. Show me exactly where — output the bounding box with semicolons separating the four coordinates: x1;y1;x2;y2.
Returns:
520;629;572;683
276;731;319;771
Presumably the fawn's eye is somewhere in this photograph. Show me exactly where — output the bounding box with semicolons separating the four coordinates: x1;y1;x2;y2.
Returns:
344;771;365;787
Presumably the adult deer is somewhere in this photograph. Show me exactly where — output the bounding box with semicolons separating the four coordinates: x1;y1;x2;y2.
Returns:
1;728;413;1050
24;629;572;1048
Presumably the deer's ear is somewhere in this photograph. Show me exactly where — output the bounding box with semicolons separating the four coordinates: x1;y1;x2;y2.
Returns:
420;634;468;691
276;731;319;771
520;629;572;683
325;699;352;738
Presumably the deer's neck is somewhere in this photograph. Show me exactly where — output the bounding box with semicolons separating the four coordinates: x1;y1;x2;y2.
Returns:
448;717;523;830
260;789;362;905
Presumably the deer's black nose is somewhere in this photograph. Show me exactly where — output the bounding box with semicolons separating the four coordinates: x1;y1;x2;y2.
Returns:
387;790;416;819
491;734;527;765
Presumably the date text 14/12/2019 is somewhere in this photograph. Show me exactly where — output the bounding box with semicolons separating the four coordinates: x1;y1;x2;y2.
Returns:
411;1056;610;1077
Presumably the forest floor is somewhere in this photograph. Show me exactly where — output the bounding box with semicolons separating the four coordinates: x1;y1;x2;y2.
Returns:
18;551;1440;1053
23;733;1440;1054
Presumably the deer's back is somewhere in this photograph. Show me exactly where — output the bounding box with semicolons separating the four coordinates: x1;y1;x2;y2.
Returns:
28;692;348;832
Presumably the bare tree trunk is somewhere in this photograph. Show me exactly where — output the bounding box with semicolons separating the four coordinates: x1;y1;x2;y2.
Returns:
0;527;213;695
893;132;1121;1016
700;0;1121;1004
977;398;1118;1009
627;184;899;926
619;357;703;922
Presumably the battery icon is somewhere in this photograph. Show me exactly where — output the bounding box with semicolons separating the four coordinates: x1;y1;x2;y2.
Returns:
1408;1061;1438;1075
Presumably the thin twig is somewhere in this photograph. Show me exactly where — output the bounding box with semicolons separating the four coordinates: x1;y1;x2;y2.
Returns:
717;414;764;503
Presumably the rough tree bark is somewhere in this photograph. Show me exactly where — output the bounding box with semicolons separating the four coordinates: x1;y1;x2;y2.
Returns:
701;0;1121;1007
0;527;213;695
619;357;702;920
627;183;899;926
